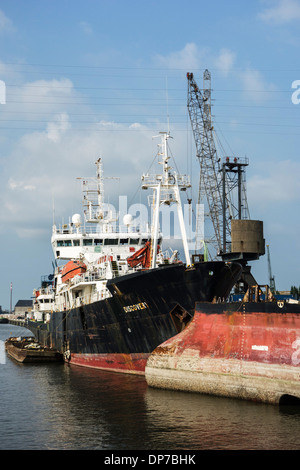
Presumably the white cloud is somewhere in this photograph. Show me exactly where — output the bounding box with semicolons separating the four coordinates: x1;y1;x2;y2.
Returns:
153;43;236;80
0;60;22;82
153;43;206;70
0;9;15;34
153;43;274;103
15;228;48;239
248;160;300;207
8;179;36;191
22;78;74;96
0;121;162;237
0;42;284;244
259;0;300;24
79;21;93;35
47;113;71;142
239;68;277;102
19;78;75;110
214;48;236;77
2;77;80;124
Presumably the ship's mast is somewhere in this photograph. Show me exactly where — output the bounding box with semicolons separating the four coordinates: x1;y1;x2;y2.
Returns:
141;132;191;268
80;158;105;224
79;158;118;228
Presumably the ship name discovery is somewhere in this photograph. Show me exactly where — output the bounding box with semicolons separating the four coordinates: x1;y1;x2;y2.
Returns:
123;302;149;313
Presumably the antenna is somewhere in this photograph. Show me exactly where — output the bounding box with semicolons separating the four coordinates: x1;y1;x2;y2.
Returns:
52;196;55;225
166;76;170;134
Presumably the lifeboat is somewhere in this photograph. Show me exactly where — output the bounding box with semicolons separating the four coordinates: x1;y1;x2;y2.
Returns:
126;241;160;269
61;260;87;283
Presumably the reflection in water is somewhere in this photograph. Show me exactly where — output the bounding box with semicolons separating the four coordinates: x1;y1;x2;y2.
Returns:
1;325;300;450
52;364;300;450
144;387;294;450
47;365;149;450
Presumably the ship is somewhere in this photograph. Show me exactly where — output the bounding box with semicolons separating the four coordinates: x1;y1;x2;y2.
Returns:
5;337;62;363
145;285;300;404
27;132;242;375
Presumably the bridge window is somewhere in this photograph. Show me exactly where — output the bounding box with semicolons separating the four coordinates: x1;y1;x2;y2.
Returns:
57;240;72;247
129;238;139;245
104;239;118;245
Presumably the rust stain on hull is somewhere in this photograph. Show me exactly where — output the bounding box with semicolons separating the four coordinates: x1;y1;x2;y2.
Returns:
68;352;148;375
145;301;300;404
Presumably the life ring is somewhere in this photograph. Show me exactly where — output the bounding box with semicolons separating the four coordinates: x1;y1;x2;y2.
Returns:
64;349;71;361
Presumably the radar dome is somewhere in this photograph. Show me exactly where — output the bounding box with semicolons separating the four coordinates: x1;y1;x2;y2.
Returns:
123;214;133;226
72;213;82;226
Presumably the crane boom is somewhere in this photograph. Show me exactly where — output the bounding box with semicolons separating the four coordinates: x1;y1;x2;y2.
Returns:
267;244;276;293
187;71;252;260
187;71;230;256
187;70;265;293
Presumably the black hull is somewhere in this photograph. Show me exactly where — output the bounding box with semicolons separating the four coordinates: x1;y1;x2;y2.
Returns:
27;261;242;373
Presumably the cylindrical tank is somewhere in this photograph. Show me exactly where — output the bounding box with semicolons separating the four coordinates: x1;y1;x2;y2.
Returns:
231;220;265;255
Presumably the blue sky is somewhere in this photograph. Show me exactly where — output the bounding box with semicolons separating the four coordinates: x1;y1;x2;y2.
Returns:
0;0;300;308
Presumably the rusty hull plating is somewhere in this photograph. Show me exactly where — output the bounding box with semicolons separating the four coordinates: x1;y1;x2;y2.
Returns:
145;293;300;405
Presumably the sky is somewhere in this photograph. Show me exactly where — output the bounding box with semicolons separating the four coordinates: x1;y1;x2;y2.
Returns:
0;0;300;309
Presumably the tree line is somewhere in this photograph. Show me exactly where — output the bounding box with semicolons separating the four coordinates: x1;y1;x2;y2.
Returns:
290;286;300;299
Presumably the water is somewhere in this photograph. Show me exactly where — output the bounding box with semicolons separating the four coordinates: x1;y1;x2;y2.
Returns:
1;324;300;451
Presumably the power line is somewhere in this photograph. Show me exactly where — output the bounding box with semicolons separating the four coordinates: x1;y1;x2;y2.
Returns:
0;124;298;136
5;83;296;94
3;61;300;73
0;117;300;129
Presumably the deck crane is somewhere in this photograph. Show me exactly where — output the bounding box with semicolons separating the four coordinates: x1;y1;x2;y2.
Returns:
187;70;226;257
267;244;276;293
187;70;250;258
187;70;265;289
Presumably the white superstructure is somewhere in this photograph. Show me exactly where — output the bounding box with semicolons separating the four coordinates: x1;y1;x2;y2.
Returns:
33;132;191;320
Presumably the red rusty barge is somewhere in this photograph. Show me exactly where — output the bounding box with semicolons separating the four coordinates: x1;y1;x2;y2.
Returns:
145;286;300;405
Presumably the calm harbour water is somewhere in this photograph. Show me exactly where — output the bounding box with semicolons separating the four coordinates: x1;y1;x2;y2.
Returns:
1;324;300;451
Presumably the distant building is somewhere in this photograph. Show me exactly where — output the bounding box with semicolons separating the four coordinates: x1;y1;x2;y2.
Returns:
14;300;32;318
